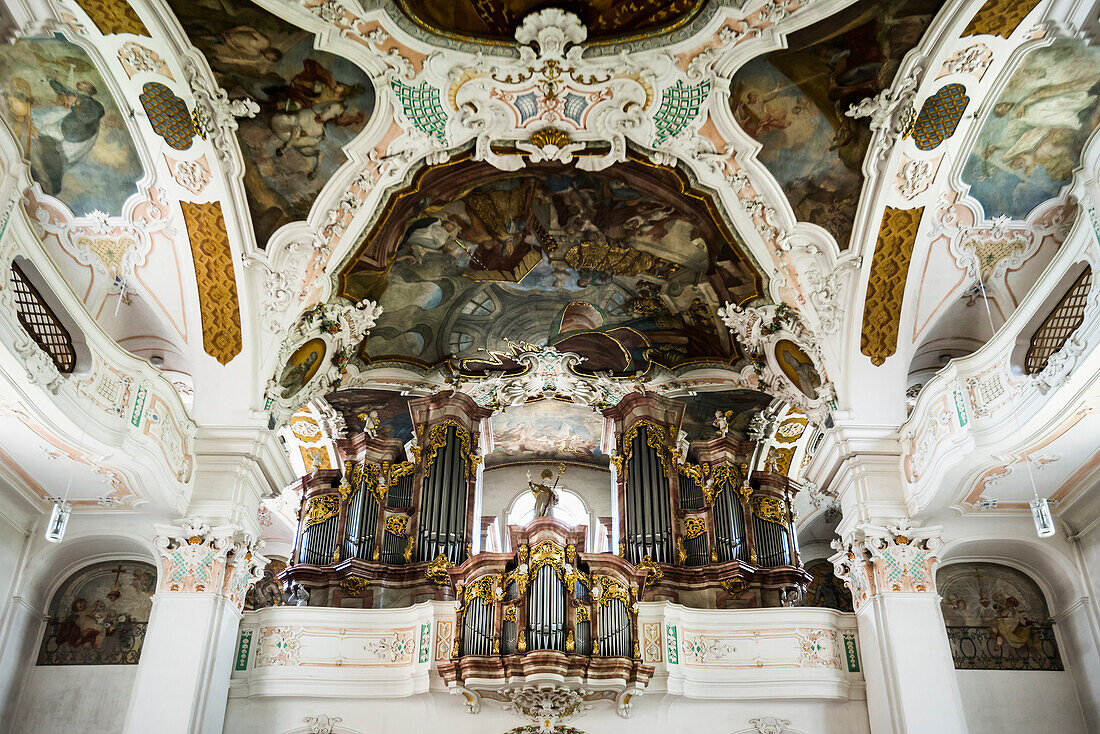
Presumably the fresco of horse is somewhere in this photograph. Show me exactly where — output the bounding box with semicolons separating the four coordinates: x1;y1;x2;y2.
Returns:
166;0;374;248
729;0;945;248
0;35;143;217
962;40;1100;220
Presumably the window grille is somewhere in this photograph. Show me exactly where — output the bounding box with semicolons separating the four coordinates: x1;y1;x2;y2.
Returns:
9;262;76;373
1025;267;1092;375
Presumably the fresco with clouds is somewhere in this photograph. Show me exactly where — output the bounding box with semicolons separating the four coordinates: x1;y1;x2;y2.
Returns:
0;35;143;216
962;40;1100;220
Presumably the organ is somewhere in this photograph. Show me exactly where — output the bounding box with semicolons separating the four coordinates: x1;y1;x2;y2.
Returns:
282;389;811;624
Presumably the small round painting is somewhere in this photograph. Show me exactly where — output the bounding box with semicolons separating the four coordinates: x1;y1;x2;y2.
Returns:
279;338;326;399
774;339;822;399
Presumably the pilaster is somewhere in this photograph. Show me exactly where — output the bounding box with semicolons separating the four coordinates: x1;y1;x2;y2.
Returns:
123;517;266;734
830;521;967;734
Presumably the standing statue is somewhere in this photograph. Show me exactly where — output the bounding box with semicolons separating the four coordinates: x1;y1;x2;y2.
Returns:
527;465;565;518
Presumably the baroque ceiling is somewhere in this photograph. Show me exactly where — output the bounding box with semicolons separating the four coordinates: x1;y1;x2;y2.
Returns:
394;0;707;43
0;0;1098;518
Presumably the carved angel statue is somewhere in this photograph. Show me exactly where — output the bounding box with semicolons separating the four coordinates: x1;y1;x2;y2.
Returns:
357;408;381;438
713;410;730;437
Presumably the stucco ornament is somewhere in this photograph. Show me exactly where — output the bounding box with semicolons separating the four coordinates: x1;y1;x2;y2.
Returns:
845;60;924;171
445;9;657;172
153;517;268;611
458;345;632;410
501;684;592;732
304;714;342;734
829;519;944;611
717;303;835;423
184;55;259;170
266;299;383;421
751;717;791;734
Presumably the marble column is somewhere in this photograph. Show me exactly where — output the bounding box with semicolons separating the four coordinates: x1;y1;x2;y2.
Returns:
831;521;968;734
123;517;266;734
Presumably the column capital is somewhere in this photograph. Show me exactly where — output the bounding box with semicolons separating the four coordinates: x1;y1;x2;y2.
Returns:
153;516;269;612
829;518;943;610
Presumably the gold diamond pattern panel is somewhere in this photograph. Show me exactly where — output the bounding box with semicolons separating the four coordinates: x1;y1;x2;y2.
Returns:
181;202;242;365
962;0;1043;38
861;207;924;366
75;0;149;36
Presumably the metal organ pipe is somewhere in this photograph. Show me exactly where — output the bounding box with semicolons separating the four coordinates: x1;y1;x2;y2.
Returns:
437;427;454;561
301;512;337;565
598;599;629;657
448;430;467;563
462;598;493;656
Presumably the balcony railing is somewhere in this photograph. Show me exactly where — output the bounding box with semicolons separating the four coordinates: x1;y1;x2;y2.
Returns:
946;624;1063;671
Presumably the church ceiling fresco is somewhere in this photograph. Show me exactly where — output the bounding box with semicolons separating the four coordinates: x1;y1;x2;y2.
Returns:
961;39;1100;220
324;388;415;444
0;34;143;216
395;0;706;44
165;0;374;247
340;159;763;377
488;398;606;468
729;0;945;249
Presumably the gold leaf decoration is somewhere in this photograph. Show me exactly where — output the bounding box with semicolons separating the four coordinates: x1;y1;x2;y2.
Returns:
75;0;149;36
683;517;706;539
423;419;475;478
764;447;796;476
721;578;749;598
425;552;452;587
181;202;242;365
752;495;788;526
635;555;663;588
860;207;923;366
962;0;1043;38
596;575;629;607
616;419;669;481
385;514;409;537
304;494;339;528
339;576;370;596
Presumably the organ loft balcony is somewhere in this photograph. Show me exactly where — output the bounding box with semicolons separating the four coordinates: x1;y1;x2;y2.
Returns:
269;390;821;719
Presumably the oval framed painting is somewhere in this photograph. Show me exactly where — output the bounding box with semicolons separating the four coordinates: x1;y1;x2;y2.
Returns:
774;339;822;399
278;338;326;399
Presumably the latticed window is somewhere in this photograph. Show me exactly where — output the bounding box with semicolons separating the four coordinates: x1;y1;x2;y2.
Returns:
9;262;76;373
1025;266;1092;375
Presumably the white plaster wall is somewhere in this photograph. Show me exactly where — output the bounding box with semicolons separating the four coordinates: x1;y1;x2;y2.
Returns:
956;670;1086;734
225;690;870;734
0;483;38;729
11;664;137;733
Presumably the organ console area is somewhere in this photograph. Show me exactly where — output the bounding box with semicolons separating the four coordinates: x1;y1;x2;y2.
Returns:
282;388;812;680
